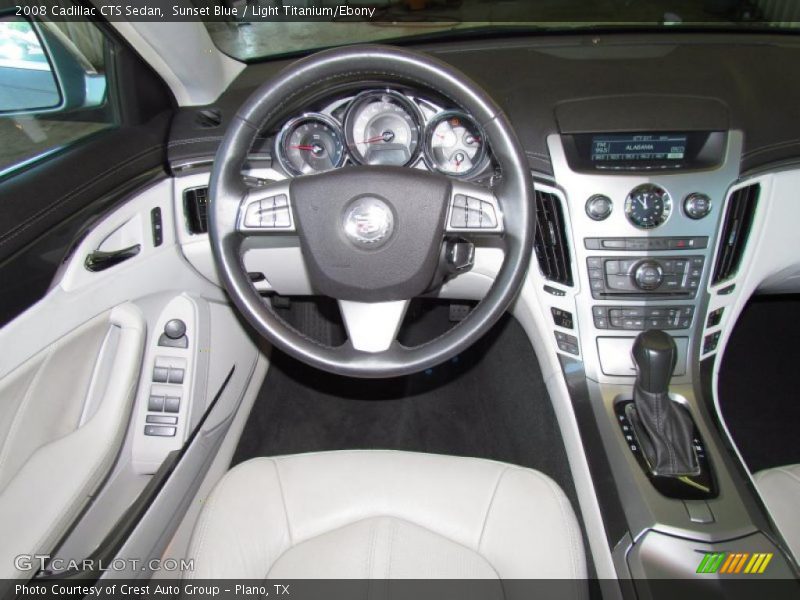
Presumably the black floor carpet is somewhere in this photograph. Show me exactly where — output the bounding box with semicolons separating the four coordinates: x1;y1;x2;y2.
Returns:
232;305;579;523
719;295;800;473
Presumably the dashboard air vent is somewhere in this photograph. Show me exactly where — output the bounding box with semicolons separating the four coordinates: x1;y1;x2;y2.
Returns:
712;183;760;285
184;187;209;234
534;190;573;287
195;108;222;128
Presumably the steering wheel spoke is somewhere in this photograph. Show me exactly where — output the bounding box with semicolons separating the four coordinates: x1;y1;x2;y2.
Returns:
445;180;504;235
338;300;410;353
237;180;296;234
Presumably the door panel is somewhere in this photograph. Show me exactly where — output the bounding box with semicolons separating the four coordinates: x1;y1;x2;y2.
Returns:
0;303;145;580
0;14;173;326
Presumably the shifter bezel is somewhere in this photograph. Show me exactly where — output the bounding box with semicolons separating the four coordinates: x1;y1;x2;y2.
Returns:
614;399;717;500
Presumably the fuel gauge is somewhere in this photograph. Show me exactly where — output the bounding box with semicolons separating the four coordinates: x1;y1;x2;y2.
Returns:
424;111;487;177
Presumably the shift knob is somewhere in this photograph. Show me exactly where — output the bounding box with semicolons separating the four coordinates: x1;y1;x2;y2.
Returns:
632;329;677;394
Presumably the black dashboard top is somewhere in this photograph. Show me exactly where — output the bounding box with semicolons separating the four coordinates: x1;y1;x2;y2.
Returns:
167;32;800;176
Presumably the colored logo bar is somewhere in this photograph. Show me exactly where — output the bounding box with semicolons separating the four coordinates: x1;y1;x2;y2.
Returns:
696;552;773;574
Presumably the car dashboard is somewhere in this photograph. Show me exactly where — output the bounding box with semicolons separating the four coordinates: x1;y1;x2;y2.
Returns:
161;32;800;582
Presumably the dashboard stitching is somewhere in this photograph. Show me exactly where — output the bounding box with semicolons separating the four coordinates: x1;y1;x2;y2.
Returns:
0;144;164;249
743;139;800;157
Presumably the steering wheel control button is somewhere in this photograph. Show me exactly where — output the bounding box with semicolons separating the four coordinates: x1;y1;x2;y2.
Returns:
148;394;165;412
342;197;395;248
242;194;293;231
585;194;613;221
449;194;499;230
164;396;181;413
684;192;712;219
152;367;169;383
144;425;176;437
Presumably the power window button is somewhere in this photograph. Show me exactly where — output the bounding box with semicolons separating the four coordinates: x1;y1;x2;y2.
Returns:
148;395;165;412
164;396;181;413
152;367;169;383
168;368;185;384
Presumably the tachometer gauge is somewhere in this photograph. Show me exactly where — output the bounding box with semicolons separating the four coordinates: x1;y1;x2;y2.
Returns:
424;111;487;176
344;90;422;166
277;114;345;176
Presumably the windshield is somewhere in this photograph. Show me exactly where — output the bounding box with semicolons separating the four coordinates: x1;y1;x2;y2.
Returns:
203;0;799;61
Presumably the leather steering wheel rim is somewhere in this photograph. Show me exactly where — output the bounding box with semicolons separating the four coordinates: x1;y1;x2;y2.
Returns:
209;45;533;378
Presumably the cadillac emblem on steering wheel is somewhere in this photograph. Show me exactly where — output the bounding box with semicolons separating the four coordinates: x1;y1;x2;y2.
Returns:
342;197;395;247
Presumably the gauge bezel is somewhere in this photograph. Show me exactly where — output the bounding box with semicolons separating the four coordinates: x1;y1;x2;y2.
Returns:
275;112;346;176
343;89;424;167
423;110;488;177
624;183;673;229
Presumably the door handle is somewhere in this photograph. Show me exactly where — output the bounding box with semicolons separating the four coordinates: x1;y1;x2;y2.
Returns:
84;244;141;272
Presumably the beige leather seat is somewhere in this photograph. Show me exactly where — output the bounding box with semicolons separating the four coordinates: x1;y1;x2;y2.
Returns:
754;464;800;561
186;450;586;581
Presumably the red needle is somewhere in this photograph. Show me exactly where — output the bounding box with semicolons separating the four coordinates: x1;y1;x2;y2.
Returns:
362;135;386;144
291;145;316;151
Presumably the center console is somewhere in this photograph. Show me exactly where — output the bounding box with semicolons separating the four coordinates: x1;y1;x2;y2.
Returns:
545;130;797;588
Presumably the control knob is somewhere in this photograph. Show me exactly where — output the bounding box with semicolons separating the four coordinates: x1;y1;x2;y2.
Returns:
633;260;664;290
683;193;712;220
585;194;613;221
164;319;187;339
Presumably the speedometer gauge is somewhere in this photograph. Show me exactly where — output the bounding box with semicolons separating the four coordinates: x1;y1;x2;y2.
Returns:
344;90;422;166
424;111;487;176
276;114;345;176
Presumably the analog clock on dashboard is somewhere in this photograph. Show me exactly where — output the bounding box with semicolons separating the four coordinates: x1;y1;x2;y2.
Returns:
624;183;672;229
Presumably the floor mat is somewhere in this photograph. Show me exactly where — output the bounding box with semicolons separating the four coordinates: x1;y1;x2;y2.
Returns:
719;295;800;474
233;308;578;515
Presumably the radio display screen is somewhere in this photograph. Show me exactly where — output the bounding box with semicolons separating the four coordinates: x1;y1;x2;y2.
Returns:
590;134;688;163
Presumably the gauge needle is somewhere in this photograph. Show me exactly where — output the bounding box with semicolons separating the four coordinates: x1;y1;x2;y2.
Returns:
363;130;395;144
291;144;325;156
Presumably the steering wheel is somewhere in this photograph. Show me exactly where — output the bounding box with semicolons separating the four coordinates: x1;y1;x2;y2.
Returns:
209;45;533;378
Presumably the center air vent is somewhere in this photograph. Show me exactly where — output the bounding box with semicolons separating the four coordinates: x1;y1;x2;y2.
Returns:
712;183;760;285
534;190;573;287
184;187;208;234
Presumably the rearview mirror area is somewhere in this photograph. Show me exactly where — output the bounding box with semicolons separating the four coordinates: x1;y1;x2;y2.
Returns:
0;15;61;114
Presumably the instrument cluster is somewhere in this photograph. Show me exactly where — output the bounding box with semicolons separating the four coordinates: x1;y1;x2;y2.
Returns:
274;89;491;179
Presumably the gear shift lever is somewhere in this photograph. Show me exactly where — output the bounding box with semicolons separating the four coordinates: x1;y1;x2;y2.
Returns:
629;330;699;477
